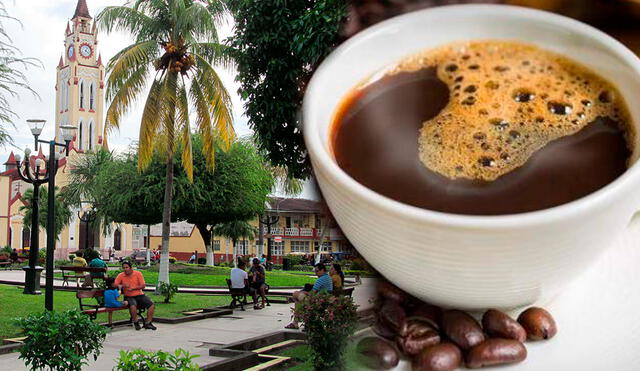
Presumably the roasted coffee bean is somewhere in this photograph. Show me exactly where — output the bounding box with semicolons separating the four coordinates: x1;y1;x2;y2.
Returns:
380;301;406;333
482;309;527;342
373;318;398;340
356;336;400;370
408;302;442;331
441;310;485;350
377;281;408;303
397;319;440;356
466;338;527;368
412;343;462;371
517;307;557;340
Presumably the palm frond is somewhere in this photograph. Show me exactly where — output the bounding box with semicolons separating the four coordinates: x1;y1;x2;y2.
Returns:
105;64;149;134
138;79;163;171
105;40;158;101
177;79;193;181
193;55;235;150
96;6;156;40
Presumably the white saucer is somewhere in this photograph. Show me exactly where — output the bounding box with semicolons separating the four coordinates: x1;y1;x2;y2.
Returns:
369;217;640;371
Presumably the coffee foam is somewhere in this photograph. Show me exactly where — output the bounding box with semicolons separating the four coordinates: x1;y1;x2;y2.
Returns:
386;41;632;181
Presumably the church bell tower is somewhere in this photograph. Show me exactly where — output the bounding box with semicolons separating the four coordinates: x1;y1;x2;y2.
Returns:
55;0;105;152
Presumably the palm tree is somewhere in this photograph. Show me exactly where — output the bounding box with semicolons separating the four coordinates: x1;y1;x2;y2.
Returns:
97;0;235;285
20;187;72;241
61;148;115;236
213;221;257;267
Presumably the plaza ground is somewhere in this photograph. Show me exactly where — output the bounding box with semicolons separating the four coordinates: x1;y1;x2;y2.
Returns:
0;270;376;370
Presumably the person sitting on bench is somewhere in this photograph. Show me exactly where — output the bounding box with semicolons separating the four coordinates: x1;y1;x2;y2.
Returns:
114;261;156;330
249;258;267;310
230;259;250;298
285;263;333;329
104;277;128;308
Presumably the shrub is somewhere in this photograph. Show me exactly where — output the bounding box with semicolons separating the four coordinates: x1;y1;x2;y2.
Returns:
1;245;12;254
197;257;206;265
115;348;200;371
82;248;101;262
291;265;314;272
294;292;358;370
158;281;179;303
284;254;303;266
54;259;71;268
0;254;7;262
16;310;108;371
68;254;76;261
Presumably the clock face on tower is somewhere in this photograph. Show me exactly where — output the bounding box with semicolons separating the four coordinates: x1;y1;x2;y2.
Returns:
80;44;92;58
67;45;74;59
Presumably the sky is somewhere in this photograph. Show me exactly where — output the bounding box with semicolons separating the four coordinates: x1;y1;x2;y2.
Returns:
1;0;318;199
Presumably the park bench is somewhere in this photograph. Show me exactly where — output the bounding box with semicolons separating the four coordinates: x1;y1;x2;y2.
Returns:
226;278;248;311
225;279;271;311
77;289;146;327
60;266;107;287
0;261;11;270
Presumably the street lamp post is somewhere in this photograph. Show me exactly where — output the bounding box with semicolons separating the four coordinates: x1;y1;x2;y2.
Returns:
19;120;76;310
17;124;46;294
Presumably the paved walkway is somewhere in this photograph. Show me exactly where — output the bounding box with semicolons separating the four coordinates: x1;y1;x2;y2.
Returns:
0;275;377;371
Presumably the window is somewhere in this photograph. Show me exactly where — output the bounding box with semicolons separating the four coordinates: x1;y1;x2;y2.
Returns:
314;241;332;252
213;240;221;251
290;240;309;253
90;83;95;110
271;241;283;256
78;121;84;150
236;240;249;255
88;121;93;150
79;81;84;108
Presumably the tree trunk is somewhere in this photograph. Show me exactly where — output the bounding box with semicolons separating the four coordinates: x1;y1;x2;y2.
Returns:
158;151;174;287
196;223;214;266
232;238;237;268
315;226;328;265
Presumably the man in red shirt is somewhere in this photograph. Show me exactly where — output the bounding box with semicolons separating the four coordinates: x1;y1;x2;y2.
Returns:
114;261;156;330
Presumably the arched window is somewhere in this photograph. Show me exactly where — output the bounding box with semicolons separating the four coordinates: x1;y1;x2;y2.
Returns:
79;80;84;109
88;121;93;151
90;83;95;110
78;120;84;150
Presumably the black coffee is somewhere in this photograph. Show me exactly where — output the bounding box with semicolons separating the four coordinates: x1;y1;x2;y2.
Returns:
332;41;633;215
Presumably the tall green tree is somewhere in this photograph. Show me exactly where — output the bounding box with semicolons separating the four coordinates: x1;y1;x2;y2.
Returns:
61;148;116;237
20;186;72;240
213;220;256;267
174;136;273;266
226;0;346;179
97;0;235;285
0;1;41;145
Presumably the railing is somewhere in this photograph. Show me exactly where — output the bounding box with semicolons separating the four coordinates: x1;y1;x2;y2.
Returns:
259;227;345;240
300;228;314;237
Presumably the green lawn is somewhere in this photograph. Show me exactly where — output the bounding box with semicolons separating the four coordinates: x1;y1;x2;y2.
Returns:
55;265;314;287
0;284;234;340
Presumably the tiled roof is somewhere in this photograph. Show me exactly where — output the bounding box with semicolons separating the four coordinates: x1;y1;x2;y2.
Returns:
267;197;321;213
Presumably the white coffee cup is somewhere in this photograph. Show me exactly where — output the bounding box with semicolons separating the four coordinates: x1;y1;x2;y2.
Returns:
303;4;640;309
